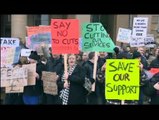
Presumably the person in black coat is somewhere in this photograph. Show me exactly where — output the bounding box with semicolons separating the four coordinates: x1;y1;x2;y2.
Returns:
44;54;63;104
23;51;44;105
137;47;149;70
4;56;29;105
149;48;159;68
83;52;97;104
143;72;159;105
41;45;64;104
57;54;86;105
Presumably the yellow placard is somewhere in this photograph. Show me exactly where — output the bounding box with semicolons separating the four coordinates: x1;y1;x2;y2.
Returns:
105;59;140;100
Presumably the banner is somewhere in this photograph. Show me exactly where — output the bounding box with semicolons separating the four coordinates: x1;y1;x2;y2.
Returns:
105;59;140;100
82;23;115;52
51;19;79;54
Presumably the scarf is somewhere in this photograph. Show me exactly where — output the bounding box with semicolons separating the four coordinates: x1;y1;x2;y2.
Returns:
59;64;77;105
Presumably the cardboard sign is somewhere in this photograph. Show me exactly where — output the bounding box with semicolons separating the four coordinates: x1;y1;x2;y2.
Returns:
82;23;115;52
1;66;28;87
51;19;79;54
5;87;24;93
23;63;36;85
105;59;140;100
42;71;58;95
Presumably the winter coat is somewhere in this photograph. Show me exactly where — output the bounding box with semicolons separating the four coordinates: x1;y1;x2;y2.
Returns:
143;72;159;105
149;58;159;68
46;56;63;75
57;64;86;104
83;60;96;84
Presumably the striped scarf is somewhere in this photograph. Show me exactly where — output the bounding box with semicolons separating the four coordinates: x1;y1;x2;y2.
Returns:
59;64;77;105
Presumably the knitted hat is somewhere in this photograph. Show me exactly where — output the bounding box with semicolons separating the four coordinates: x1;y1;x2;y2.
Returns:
133;51;141;59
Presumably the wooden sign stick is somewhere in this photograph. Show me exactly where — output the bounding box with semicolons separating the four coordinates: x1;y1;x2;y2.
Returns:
64;54;68;81
91;52;98;91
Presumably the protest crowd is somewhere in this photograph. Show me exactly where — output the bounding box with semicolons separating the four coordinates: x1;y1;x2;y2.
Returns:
1;18;159;105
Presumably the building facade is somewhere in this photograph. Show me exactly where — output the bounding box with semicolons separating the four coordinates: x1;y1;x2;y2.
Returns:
1;14;159;46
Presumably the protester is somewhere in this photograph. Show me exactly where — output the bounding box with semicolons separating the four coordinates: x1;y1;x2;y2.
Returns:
41;45;64;104
57;54;86;105
23;51;44;105
143;72;159;105
4;56;29;105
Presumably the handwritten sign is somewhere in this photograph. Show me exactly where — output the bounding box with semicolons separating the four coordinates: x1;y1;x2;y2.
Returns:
116;28;132;43
5;87;24;93
132;17;148;37
0;37;20;47
1;66;28;87
130;37;145;47
42;71;58;95
82;23;115;52
144;34;155;48
51;19;79;54
105;59;140;100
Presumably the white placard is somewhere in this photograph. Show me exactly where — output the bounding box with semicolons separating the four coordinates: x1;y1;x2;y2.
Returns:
130;37;145;47
21;49;31;57
116;28;132;43
132;17;148;37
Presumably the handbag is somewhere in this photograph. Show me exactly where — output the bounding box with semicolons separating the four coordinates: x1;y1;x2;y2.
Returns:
83;77;92;94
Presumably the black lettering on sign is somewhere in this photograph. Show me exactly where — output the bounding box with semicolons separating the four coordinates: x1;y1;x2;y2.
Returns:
136;33;143;36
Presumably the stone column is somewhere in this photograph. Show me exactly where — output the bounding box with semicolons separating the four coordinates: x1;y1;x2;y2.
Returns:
11;15;27;44
75;15;91;36
115;15;129;46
